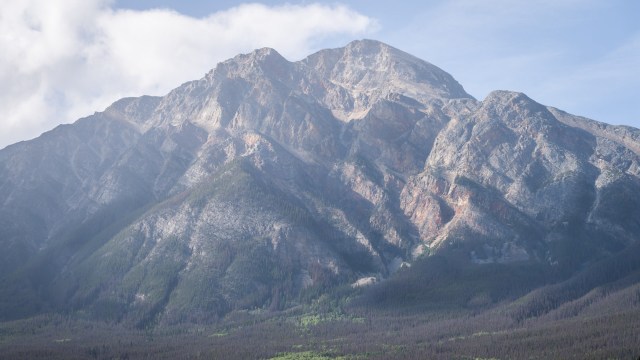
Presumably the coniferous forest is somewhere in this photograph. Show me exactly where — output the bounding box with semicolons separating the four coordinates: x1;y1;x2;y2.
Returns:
2;251;639;359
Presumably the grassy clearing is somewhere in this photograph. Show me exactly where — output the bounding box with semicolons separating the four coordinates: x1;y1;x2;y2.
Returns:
269;351;351;360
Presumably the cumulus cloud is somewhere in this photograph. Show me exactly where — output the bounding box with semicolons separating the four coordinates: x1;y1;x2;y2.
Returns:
0;1;376;148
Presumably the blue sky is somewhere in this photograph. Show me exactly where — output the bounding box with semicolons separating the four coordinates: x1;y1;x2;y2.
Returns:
1;1;638;147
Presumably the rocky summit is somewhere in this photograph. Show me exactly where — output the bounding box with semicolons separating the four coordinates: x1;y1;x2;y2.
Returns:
1;39;639;327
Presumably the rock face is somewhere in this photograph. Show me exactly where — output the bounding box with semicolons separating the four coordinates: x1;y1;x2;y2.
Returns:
0;40;638;325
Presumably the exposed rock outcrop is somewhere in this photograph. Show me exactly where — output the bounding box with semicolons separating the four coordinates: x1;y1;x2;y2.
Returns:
0;40;638;324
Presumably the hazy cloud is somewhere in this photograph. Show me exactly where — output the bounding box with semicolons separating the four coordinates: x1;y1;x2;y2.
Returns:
385;0;639;125
0;1;376;148
537;32;640;124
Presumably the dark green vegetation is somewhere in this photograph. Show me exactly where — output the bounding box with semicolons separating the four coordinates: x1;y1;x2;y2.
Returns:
2;249;639;359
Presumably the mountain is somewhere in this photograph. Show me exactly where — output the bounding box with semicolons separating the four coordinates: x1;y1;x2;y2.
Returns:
0;39;639;328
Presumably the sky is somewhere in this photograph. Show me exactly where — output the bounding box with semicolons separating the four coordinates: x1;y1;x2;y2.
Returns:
1;0;638;148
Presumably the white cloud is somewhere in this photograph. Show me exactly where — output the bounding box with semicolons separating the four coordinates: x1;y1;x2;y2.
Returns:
0;1;376;148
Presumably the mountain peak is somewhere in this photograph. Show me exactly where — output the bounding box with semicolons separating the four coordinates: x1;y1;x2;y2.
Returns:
481;90;552;120
209;45;291;83
303;39;473;103
342;39;419;63
248;47;285;62
343;38;391;54
484;90;532;103
226;46;286;62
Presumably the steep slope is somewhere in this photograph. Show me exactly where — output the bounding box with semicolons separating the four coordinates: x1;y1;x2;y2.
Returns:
0;40;638;324
402;91;640;267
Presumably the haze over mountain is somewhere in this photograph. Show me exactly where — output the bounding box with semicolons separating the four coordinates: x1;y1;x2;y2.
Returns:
0;39;639;331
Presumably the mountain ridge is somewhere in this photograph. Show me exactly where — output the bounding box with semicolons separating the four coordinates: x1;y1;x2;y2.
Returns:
0;39;638;327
